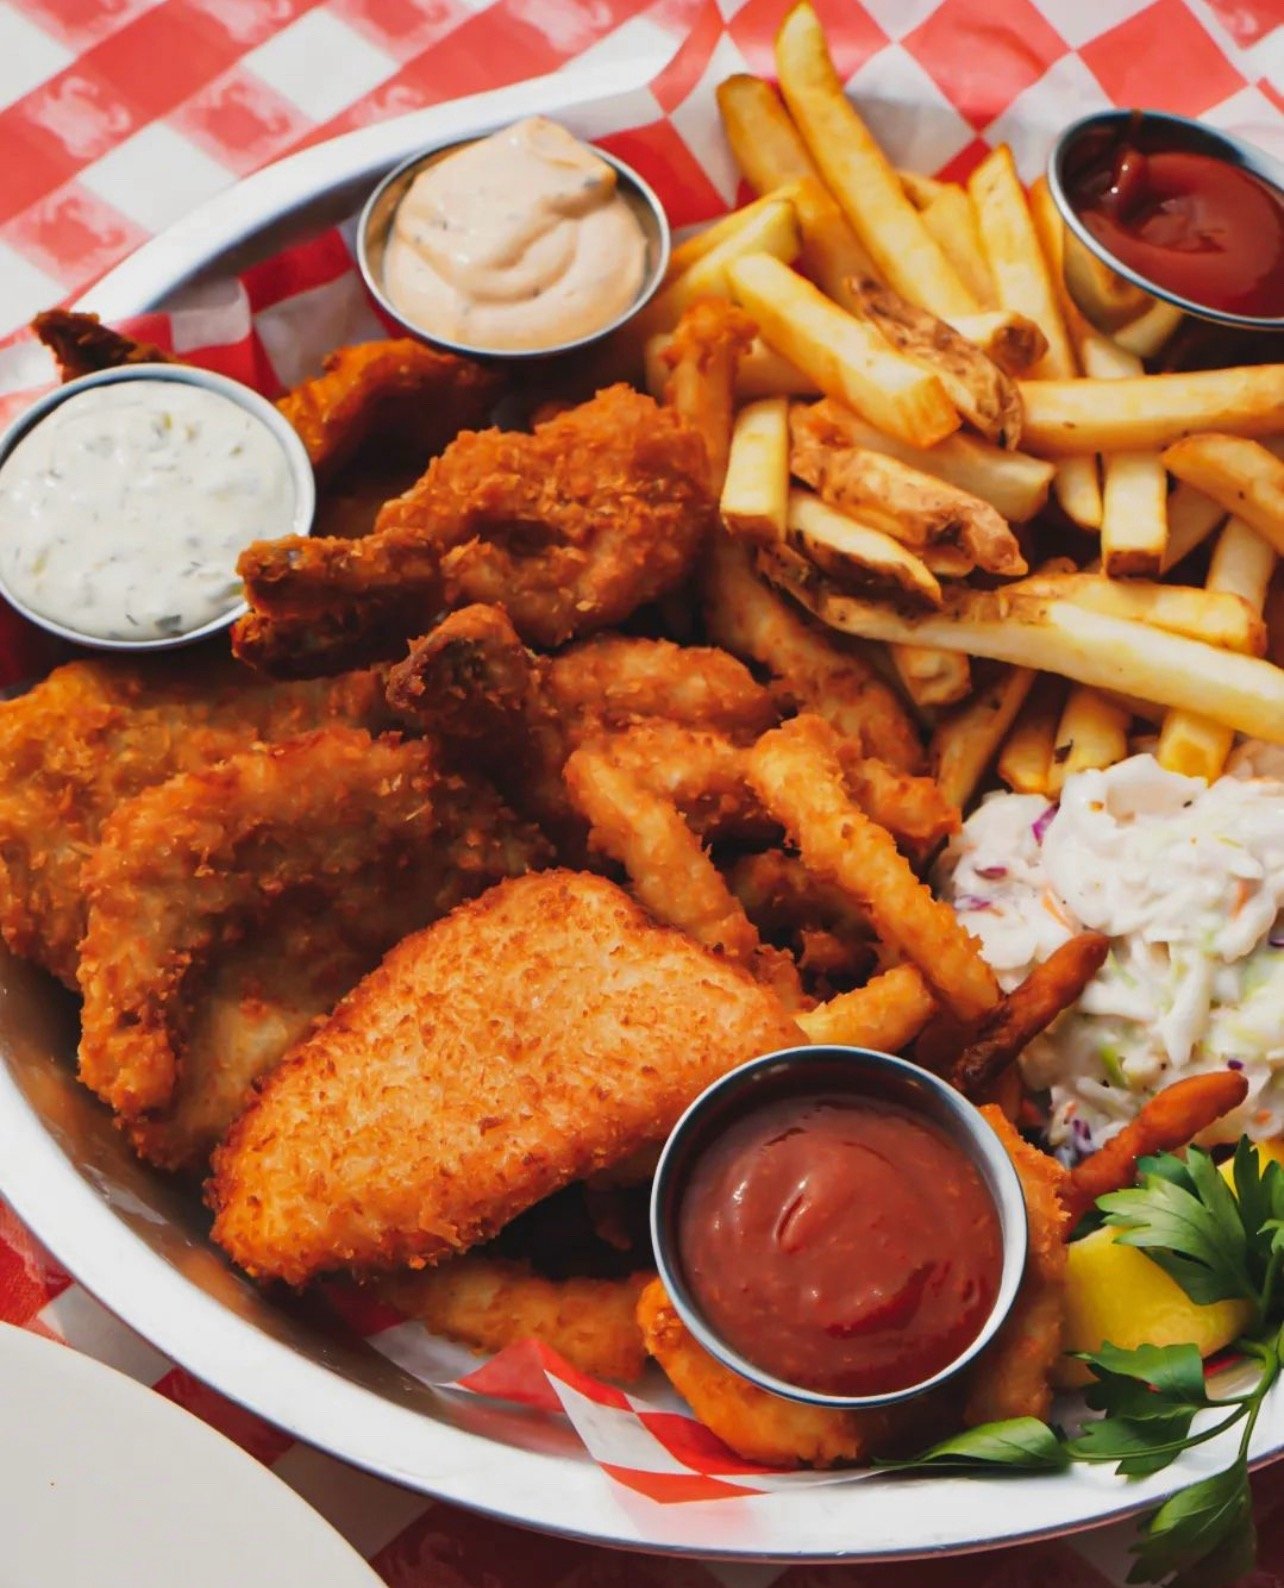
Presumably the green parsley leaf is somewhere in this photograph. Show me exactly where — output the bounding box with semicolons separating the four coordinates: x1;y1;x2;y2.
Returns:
1080;1342;1211;1409
1064;1410;1198;1476
1127;1460;1254;1586
876;1418;1069;1473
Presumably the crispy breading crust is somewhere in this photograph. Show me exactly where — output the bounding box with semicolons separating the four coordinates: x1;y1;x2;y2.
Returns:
209;871;802;1286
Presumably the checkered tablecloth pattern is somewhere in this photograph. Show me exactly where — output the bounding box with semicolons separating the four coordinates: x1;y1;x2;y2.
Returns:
1;0;1283;1581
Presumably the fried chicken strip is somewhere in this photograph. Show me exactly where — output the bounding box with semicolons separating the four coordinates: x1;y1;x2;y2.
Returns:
78;727;547;1120
209;870;802;1285
33;308;173;379
236;385;715;673
0;656;391;985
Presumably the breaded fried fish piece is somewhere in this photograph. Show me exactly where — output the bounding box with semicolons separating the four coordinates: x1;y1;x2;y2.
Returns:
209;870;802;1285
79;726;546;1122
0;656;391;985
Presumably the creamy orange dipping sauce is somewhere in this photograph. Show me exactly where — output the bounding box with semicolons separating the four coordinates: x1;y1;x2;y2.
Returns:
383;117;649;353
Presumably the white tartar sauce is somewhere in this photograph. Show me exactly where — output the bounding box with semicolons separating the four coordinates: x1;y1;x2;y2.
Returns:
0;379;297;642
938;754;1284;1157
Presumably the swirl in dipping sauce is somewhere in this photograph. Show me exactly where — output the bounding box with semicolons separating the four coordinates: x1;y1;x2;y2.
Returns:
383;117;649;353
677;1093;1003;1398
0;379;297;643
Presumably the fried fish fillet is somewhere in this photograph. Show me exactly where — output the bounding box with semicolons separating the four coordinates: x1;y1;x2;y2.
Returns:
235;385;715;673
78;726;546;1124
0;656;392;985
209;870;802;1285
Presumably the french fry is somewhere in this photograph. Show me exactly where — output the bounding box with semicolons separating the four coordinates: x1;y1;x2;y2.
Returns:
1020;366;1284;456
921;544;976;578
1157;517;1278;780
784;489;943;609
734;336;819;399
946;311;1047;376
952;933;1111;1099
760;544;1284;742
631;200;801;343
1009;571;1265;654
720;397;790;544
890;643;973;709
930;666;1035;810
797;962;937;1049
846;278;1023;448
716;73;821;194
663;185;802;283
1112;299;1185;360
789;175;878;313
1161;481;1226;574
969;148;1101;529
661;300;757;493
997;674;1065;795
728;254;959;448
791;398;1051;525
747;714;1001;1021
1047;687;1131;795
789;401;1026;573
1076;337;1169;576
914;184;998;309
1163;434;1284;560
775;3;977;318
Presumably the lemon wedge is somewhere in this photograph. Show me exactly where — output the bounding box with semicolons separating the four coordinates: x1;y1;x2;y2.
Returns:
1055;1138;1284;1389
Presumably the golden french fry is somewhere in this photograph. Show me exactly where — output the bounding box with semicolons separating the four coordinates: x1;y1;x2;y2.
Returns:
997;673;1064;795
748;714;1000;1021
1008;571;1265;654
846;278;1022;448
717;73;820;194
785;488;943;609
898;170;949;207
734;336;819;399
1072;336;1168;576
1162;481;1226;574
930;666;1036;810
1157;518;1278;781
789;400;1026;574
790;398;1051;525
760;544;1284;742
720;397;790;544
1163;434;1284;560
1112;299;1185;360
789;175;877;312
969;148;1100;529
946;311;1048;376
729;254;959;448
662;300;757;493
1021;366;1284;456
915;185;997;309
631;201;800;343
1047;687;1131;794
1268;567;1284;669
797;962;937;1050
920;543;976;578
663;186;802;283
775;3;977;318
889;642;973;709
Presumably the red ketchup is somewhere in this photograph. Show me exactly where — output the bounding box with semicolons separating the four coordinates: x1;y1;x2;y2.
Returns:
1067;139;1284;319
676;1093;1003;1398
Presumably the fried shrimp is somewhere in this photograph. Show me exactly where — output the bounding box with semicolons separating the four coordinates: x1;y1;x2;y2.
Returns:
209;871;802;1285
0;656;392;985
661;299;757;491
77;727;547;1120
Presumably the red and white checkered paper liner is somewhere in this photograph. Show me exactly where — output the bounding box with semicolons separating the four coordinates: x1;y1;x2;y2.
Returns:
0;0;1283;1579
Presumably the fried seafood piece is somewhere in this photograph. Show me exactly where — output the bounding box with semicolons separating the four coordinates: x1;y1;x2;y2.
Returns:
963;1107;1069;1428
33;308;173;379
209;870;802;1285
702;536;924;772
236;385;716;672
636;1279;953;1468
380;1260;652;1384
661;299;757;491
78;727;547;1121
0;656;391;986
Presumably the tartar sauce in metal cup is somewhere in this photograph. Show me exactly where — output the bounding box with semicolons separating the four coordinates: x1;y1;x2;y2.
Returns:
0;372;306;646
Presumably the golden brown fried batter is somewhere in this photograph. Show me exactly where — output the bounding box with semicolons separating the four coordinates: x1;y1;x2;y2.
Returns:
235;386;715;672
77;727;547;1122
381;1260;652;1383
209;870;802;1285
33;309;173;379
0;656;391;986
661;299;757;491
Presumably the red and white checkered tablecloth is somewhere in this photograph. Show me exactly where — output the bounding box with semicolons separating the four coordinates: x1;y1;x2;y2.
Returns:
2;0;1283;1582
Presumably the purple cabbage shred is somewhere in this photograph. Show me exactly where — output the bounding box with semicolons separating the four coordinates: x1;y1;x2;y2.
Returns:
1031;803;1058;845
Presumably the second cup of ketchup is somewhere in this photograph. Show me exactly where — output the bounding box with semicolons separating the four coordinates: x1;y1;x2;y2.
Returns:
651;1047;1029;1409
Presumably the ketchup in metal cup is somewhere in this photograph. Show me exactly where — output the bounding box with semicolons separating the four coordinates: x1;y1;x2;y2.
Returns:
676;1092;1003;1398
1066;133;1284;320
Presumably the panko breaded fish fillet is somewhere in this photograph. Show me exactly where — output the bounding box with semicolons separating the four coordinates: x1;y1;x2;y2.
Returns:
209;870;802;1285
0;656;392;986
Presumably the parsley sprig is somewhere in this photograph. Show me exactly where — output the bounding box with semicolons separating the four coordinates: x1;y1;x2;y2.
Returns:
883;1138;1284;1587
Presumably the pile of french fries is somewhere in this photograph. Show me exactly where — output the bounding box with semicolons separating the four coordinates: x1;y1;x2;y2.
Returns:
635;1;1284;800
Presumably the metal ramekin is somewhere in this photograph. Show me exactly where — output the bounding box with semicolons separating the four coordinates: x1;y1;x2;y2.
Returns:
651;1045;1029;1411
356;130;671;360
1047;109;1284;335
0;363;315;653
